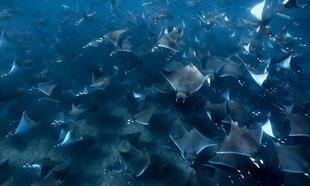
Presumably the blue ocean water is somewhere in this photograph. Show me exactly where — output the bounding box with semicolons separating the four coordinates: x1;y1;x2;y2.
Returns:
0;0;309;185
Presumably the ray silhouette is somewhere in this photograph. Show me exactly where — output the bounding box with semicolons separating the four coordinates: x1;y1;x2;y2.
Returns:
119;148;151;177
162;63;207;103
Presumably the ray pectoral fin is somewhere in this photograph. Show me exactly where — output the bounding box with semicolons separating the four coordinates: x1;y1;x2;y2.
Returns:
104;28;129;47
133;106;156;125
170;120;218;159
277;54;292;69
226;100;251;124
161;70;178;91
169;120;189;154
37;81;58;96
8;56;20;75
217;123;262;156
250;0;266;21
157;37;178;52
208;153;252;171
56;129;83;147
170;134;187;154
191;128;218;154
274;143;309;173
247;69;269;87
262;119;275;138
13;111;38;135
287;113;310;137
156;26;182;52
